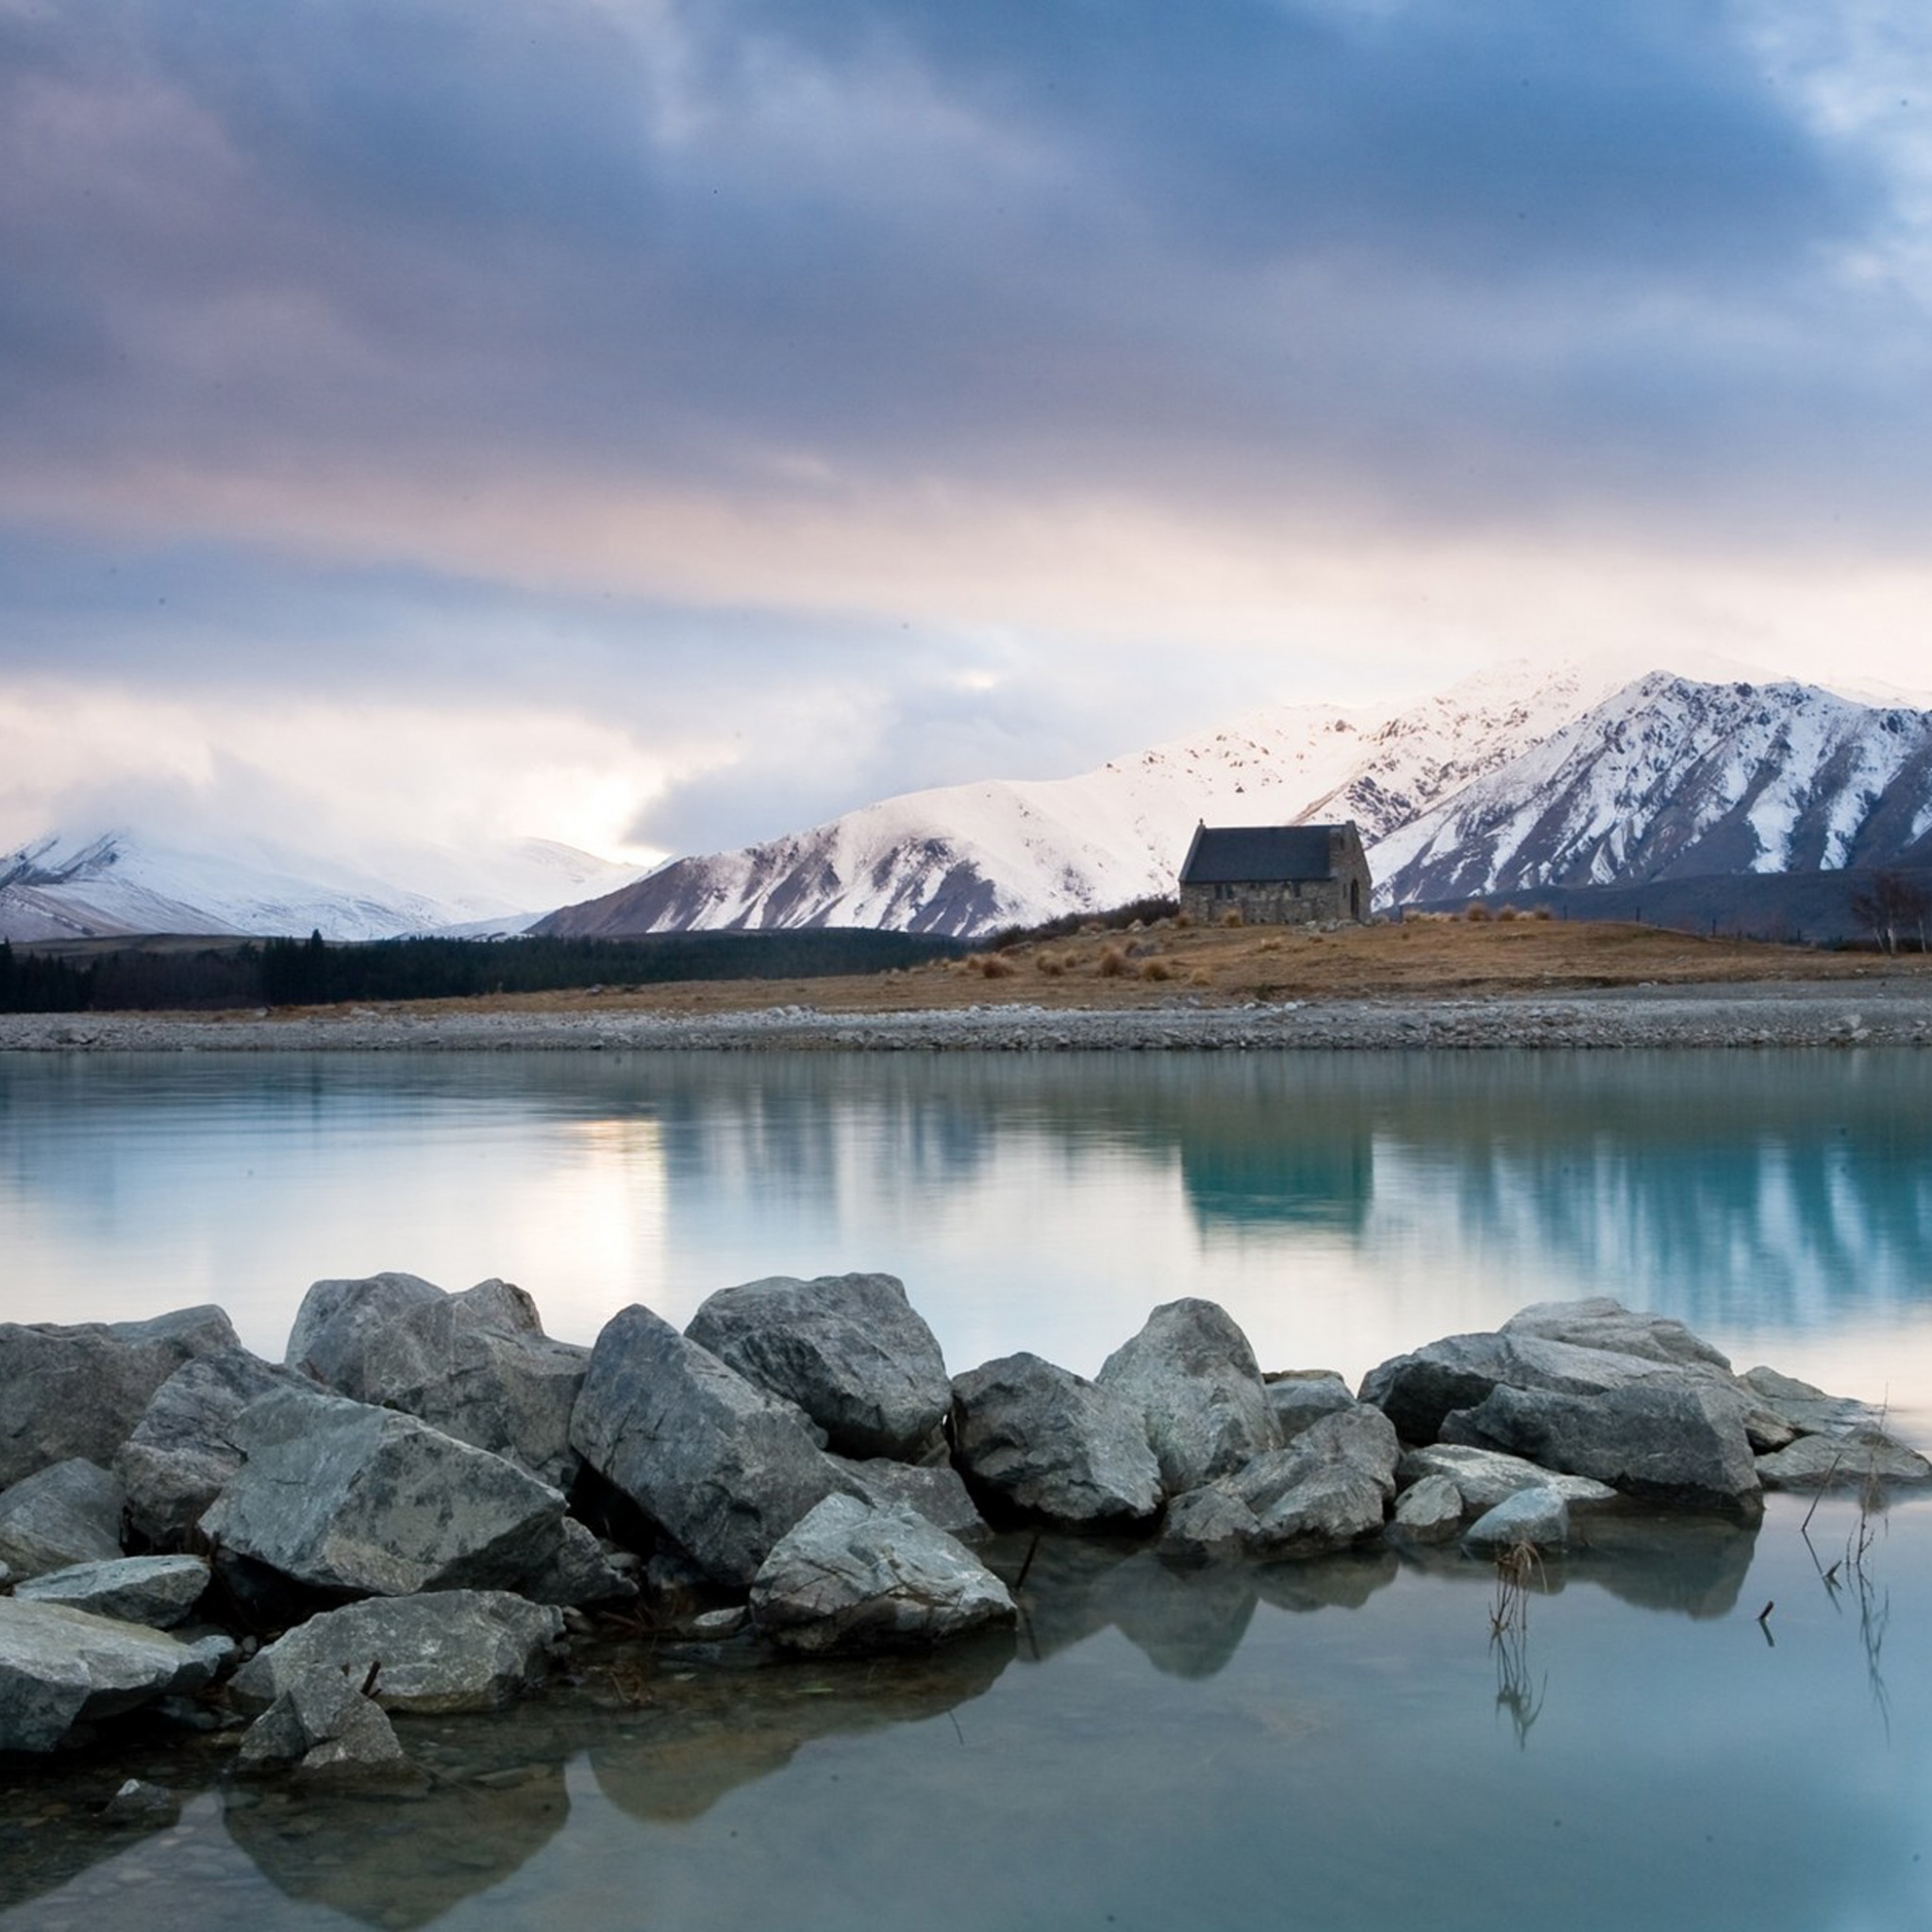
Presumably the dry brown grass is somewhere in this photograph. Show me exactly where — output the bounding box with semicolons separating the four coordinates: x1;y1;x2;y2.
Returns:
287;917;1932;1026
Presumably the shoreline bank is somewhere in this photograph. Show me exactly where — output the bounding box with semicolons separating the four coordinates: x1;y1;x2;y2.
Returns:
4;977;1932;1052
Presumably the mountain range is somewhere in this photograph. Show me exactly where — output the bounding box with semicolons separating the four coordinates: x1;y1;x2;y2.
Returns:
539;664;1932;940
8;661;1931;946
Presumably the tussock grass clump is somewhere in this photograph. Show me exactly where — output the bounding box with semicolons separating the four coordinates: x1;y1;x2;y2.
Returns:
1036;955;1064;978
975;954;1018;979
1174;910;1194;929
1496;905;1521;922
1221;908;1245;929
1140;957;1174;981
1464;903;1492;923
1097;946;1129;977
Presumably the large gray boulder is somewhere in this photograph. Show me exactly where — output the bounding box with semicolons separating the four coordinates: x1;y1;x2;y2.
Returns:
1756;1429;1932;1490
1463;1486;1571;1554
1390;1474;1464;1542
950;1353;1162;1527
685;1273;952;1461
1158;1406;1400;1563
284;1271;444;1384
0;1598;215;1752
1737;1367;1884;1441
236;1670;420;1787
835;1457;989;1542
285;1274;587;1489
749;1495;1016;1655
1502;1298;1734;1372
1441;1378;1762;1513
0;1459;125;1579
229;1591;563;1715
570;1303;850;1588
1097;1298;1278;1494
1265;1373;1357;1444
1359;1327;1684;1444
200;1387;568;1598
0;1306;240;1490
14;1555;209;1629
1396;1443;1620;1515
115;1347;303;1548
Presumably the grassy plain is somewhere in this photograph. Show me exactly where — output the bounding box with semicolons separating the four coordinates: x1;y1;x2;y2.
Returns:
364;917;1932;1022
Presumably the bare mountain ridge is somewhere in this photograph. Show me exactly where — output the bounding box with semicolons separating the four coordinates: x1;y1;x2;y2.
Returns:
541;665;1932;941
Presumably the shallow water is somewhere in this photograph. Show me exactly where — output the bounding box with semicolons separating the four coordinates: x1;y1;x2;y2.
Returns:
3;1048;1931;1929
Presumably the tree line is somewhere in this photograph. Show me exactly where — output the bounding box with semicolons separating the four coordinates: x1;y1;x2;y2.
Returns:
0;928;966;1014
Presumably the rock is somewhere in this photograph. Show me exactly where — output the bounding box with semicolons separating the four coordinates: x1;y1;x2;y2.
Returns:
229;1591;563;1716
116;1348;311;1548
950;1353;1162;1527
685;1272;952;1460
284;1271;445;1384
690;1607;749;1640
236;1669;420;1787
0;1599;215;1753
14;1555;210;1628
1264;1372;1357;1443
1096;1298;1278;1493
1390;1473;1465;1541
1502;1297;1733;1372
1396;1443;1620;1515
1738;1366;1883;1441
0;1459;125;1580
1755;1429;1932;1490
0;1306;240;1490
101;1779;181;1826
200;1387;568;1597
286;1274;587;1489
749;1495;1016;1655
837;1457;989;1541
1441;1378;1762;1513
518;1518;639;1607
1464;1486;1571;1553
569;1303;850;1589
1359;1327;1687;1444
1158;1406;1400;1562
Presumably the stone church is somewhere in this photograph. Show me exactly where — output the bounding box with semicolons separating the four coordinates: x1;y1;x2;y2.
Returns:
1177;822;1373;925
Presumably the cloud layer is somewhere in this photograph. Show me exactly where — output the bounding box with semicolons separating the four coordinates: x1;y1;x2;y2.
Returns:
5;0;1931;862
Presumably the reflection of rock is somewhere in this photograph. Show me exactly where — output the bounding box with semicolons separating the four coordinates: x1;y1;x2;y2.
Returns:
1252;1544;1401;1613
588;1632;1013;1824
1090;1551;1257;1680
225;1757;569;1931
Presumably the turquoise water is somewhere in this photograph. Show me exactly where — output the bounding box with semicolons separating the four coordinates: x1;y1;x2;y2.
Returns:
3;1049;1931;1929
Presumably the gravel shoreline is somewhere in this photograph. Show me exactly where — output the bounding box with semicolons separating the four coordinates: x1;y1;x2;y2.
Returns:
5;978;1931;1052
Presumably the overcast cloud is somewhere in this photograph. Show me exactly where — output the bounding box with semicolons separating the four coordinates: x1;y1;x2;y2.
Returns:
5;0;1932;865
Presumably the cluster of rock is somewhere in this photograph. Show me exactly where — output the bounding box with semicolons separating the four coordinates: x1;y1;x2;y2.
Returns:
2;1278;1924;1774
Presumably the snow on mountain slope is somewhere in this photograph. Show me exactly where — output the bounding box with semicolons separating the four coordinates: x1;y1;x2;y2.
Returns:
1372;675;1932;906
0;831;641;943
539;659;1624;939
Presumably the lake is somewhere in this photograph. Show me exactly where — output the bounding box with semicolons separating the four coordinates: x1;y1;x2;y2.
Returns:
3;1047;1931;1929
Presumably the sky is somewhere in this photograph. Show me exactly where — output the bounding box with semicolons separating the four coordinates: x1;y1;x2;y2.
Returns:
6;0;1932;874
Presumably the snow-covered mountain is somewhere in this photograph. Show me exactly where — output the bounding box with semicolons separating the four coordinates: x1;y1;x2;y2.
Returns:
537;659;1624;937
1377;674;1932;905
0;831;642;943
540;664;1932;940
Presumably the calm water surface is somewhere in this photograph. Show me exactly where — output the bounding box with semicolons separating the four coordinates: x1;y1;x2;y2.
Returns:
3;1049;1931;1930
